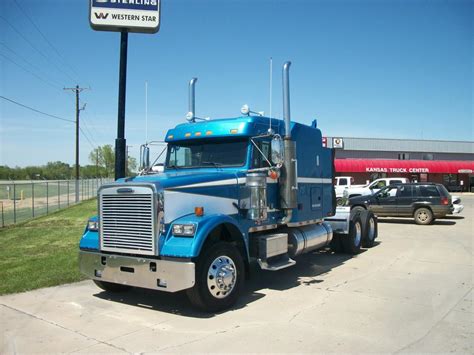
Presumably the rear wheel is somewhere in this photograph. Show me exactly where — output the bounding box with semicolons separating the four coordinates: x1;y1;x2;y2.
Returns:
186;242;245;312
93;280;132;292
414;207;433;225
342;214;363;254
361;211;377;248
352;206;366;214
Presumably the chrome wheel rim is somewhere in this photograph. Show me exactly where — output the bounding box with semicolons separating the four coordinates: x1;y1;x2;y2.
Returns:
368;218;375;240
418;210;428;222
207;255;236;299
354;221;362;246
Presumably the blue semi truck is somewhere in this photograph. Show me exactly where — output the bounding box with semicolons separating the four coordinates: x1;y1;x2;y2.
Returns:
79;62;378;311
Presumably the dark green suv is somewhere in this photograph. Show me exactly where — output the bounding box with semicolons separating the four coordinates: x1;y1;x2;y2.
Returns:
349;183;453;225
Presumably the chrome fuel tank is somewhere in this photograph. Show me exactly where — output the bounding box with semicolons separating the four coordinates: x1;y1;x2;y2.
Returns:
286;222;333;258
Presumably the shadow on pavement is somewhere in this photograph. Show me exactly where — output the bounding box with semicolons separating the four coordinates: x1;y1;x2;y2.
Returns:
93;245;377;317
378;218;456;226
443;215;464;220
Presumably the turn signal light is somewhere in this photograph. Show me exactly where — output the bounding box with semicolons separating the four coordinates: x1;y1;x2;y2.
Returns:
269;170;278;180
195;206;204;216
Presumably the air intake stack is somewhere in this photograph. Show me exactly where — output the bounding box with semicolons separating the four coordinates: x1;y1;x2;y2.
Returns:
279;62;298;223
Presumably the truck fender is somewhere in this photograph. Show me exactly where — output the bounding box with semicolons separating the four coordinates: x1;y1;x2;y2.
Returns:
160;214;249;262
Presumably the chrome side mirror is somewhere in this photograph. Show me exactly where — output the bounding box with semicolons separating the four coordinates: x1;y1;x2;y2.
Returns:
271;136;284;165
140;145;150;171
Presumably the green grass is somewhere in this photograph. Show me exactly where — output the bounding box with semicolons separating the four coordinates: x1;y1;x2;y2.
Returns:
0;199;97;295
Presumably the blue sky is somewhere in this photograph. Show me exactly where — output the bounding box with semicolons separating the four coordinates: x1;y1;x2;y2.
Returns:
0;0;472;167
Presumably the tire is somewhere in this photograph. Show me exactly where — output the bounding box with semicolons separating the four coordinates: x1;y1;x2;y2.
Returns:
352;205;366;214
414;207;433;225
330;233;343;253
186;242;245;312
361;210;378;248
342;214;363;254
93;280;132;292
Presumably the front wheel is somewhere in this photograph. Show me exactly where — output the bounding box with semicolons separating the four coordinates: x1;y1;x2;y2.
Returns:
186;242;245;312
414;207;433;225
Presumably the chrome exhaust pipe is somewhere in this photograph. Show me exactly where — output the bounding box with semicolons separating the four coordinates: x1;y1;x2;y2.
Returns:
188;77;198;121
282;61;291;138
279;61;297;221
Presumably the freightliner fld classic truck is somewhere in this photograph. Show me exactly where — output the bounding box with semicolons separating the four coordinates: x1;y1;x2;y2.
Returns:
79;62;378;311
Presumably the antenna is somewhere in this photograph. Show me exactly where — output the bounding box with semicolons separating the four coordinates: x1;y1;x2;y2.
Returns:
145;81;148;143
269;57;273;133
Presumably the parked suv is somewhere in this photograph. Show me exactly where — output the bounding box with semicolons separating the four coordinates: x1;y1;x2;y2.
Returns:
349;183;453;225
338;177;409;198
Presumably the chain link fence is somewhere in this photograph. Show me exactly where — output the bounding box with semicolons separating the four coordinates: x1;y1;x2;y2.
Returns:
0;178;113;227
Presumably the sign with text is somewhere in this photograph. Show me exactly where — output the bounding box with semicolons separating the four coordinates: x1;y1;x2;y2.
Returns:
90;0;161;34
332;137;344;149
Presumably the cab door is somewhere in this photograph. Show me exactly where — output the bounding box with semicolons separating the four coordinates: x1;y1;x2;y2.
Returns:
371;186;398;216
396;185;414;216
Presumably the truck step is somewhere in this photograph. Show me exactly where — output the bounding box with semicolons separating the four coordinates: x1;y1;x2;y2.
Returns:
258;254;296;271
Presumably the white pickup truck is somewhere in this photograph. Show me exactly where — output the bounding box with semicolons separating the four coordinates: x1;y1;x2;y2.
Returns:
337;177;409;199
334;176;363;196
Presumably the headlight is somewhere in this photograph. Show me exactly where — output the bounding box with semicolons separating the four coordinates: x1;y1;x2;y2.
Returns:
172;224;195;236
87;219;99;231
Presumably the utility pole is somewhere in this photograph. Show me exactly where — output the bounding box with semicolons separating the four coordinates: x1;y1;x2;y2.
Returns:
64;85;88;203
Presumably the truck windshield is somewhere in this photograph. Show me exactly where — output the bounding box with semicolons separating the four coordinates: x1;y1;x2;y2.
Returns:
165;139;248;169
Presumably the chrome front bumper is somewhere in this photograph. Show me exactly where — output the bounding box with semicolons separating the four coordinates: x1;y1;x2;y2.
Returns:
79;251;195;293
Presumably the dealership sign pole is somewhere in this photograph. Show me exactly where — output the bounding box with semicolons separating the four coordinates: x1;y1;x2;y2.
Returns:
89;0;161;180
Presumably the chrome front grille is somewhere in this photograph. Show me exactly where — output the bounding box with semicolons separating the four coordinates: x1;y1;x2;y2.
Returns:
99;185;157;256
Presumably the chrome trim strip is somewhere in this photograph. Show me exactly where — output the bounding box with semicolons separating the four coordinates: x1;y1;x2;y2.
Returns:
79;251;195;293
297;177;333;184
249;224;278;233
286;219;323;227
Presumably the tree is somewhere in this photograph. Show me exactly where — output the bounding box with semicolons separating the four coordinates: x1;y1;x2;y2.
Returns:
89;145;137;178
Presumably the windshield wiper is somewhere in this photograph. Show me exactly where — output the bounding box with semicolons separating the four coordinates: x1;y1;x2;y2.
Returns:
167;164;181;169
201;161;223;168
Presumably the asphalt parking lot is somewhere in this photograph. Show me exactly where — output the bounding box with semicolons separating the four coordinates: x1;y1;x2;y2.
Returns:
1;196;472;354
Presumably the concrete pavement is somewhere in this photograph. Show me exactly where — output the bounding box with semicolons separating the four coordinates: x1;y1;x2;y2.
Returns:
1;197;473;353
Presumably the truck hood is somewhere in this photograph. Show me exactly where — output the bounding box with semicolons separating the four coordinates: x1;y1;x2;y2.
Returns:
117;170;244;190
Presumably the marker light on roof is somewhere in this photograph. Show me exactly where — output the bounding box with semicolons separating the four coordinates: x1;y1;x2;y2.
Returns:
185;133;191;137
230;129;238;134
206;131;213;135
195;132;202;136
241;104;250;115
168;135;174;139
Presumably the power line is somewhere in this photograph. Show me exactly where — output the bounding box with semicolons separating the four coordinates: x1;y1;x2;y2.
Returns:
0;51;62;90
0;42;64;87
0;95;75;123
80;114;101;146
12;0;82;84
79;127;97;150
0;15;76;84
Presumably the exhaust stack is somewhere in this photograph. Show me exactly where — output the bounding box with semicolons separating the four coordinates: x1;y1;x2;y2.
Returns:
187;77;198;121
282;62;292;138
279;61;298;223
